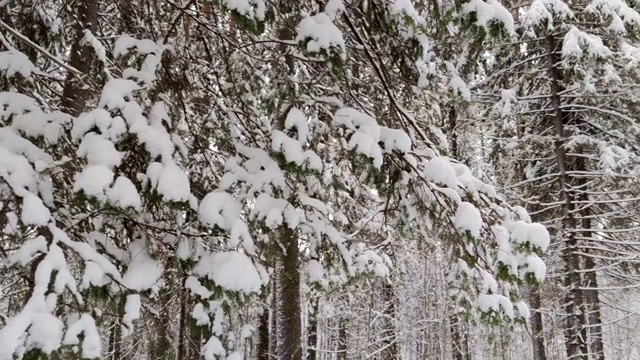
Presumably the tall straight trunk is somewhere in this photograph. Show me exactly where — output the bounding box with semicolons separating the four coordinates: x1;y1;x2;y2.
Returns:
185;283;205;360
449;314;462;360
530;286;548;360
380;280;398;359
278;227;302;360
516;113;548;360
337;318;347;360
584;255;605;360
187;317;208;360
546;33;589;360
574;154;604;359
307;297;319;360
582;219;604;359
60;0;98;116
417;260;428;359
446;105;471;360
152;286;174;358
449;313;470;360
178;274;189;360
274;1;301;356
258;307;270;360
270;274;279;359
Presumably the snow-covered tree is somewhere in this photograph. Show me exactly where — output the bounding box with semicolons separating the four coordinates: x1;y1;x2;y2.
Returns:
476;0;640;357
0;0;554;359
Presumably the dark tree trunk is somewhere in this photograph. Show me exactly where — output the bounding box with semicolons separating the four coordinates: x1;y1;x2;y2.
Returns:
530;286;548;360
546;33;589;360
449;313;470;360
258;308;270;360
278;227;302;360
274;1;302;354
152;284;174;359
178;274;189;360
307;297;319;360
583;242;605;360
60;0;98;116
516;110;549;360
380;280;398;359
577;156;604;360
517;124;548;360
337;317;347;360
270;274;279;359
447;100;470;360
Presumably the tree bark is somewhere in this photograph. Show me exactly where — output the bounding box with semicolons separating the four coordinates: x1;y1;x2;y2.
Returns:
337;317;347;360
584;256;605;360
575;154;604;360
270;274;279;360
583;232;605;360
258;307;270;360
278;227;302;360
59;0;98;116
178;274;189;360
274;2;302;356
546;33;589;360
307;297;319;360
446;102;471;360
530;286;548;360
449;313;470;360
516;111;548;360
152;286;174;359
380;280;398;359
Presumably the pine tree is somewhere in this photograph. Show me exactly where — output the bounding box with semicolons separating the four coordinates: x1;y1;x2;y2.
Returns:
0;0;552;359
480;0;640;357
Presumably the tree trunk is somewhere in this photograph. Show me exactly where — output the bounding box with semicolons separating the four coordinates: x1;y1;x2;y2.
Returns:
60;0;98;116
258;307;270;360
337;317;347;360
270;273;279;360
576;154;605;360
546;33;589;360
152;286;174;359
307;297;319;360
274;0;301;353
446;103;471;360
186;294;205;360
178;274;189;360
380;280;398;359
517;115;548;360
278;227;302;360
449;313;470;360
583;239;605;360
530;286;548;360
584;256;605;360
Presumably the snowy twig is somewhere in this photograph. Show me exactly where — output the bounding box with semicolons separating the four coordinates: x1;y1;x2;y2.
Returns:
0;20;83;76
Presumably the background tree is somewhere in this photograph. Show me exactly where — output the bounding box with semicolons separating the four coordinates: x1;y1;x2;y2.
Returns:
0;0;596;359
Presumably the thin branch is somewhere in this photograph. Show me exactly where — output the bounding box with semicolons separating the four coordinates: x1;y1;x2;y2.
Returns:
0;20;83;76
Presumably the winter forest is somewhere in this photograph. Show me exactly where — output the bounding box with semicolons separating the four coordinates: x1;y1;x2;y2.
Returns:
4;0;640;359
